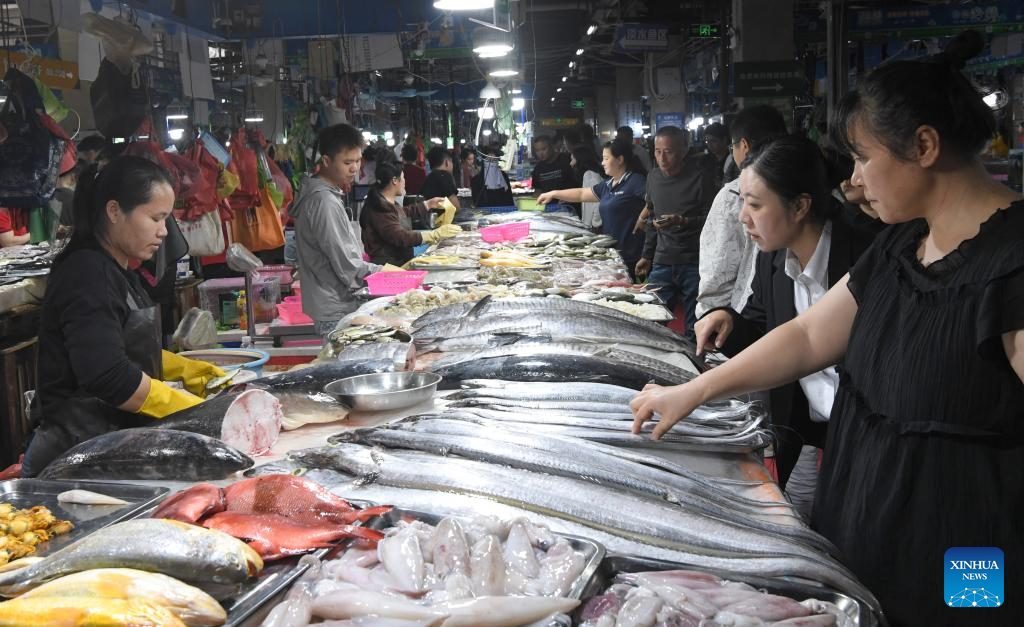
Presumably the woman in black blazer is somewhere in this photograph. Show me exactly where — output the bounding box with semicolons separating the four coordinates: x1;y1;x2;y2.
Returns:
695;136;876;489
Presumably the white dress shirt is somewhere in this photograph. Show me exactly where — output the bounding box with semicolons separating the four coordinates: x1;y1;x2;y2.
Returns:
784;220;839;422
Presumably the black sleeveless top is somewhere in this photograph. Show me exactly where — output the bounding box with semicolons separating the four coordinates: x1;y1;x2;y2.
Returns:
813;201;1024;626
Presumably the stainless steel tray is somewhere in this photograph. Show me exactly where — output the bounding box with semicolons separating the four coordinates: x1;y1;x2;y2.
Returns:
576;554;878;626
0;479;168;557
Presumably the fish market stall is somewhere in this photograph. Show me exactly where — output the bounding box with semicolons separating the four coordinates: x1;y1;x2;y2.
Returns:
0;213;881;625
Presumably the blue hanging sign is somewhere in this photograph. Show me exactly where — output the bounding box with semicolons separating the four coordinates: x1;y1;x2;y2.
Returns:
654;113;685;132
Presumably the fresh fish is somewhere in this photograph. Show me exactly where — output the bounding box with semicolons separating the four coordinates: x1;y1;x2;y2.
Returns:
37;428;253;481
202;511;384;560
0;597;186;626
447;397;632;414
250;464;880;615
378;527;427;593
311;590;449;622
18;568;226;626
287;444;877;608
451;380;638;405
415;311;694;356
223;474;390;526
412;297;693;350
431;410;770;451
55;489;129;506
431;517;470;579
469;535;505;596
152;484;226;524
247;359;394;395
436;595;580;627
153;389;282;456
275;391;350;431
0;518;263;595
330;424;828;552
431;352;689;390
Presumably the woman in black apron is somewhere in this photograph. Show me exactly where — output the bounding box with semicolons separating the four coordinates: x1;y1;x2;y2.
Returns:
23;156;224;476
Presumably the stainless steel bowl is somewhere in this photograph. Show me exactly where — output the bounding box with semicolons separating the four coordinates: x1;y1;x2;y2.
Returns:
323;371;442;412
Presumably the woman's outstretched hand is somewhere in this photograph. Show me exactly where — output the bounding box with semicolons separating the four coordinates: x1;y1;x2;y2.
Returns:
630;381;707;441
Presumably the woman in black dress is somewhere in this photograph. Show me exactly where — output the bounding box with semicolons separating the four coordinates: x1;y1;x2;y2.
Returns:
631;34;1023;626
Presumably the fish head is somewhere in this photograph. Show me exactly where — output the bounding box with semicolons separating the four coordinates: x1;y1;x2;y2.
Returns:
191;523;265;582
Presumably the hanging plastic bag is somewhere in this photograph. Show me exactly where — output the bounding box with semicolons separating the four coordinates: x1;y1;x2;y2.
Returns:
227;127;260;211
0;68;66;208
90;58;148;139
181;139;221;220
229;185;285;252
217;167;240;200
32;77;69;123
176;210;225;257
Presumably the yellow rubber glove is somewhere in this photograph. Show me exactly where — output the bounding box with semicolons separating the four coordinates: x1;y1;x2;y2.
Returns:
139;379;203;418
439;198;457;226
161;350;226;398
421;223;462;244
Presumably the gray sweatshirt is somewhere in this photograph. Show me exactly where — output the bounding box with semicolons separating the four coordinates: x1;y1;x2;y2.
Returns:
292;175;380;322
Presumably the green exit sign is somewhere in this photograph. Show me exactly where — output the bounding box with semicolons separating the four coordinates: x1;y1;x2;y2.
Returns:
571;100;585;109
688;23;720;38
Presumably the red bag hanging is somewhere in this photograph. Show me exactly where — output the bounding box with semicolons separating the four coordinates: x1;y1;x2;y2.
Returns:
181;140;220;221
227;127;260;212
122;119;204;204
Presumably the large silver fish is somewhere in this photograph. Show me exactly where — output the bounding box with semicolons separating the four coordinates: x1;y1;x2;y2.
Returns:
286;443;879;612
329;425;833;554
452;380;639;405
0;518;263;596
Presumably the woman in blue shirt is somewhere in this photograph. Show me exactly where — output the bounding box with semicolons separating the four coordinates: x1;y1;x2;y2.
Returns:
538;139;647;279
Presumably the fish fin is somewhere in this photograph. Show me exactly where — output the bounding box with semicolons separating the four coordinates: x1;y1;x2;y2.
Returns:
354;471;381;486
0;556;43;574
465;295;493;320
418;341;440;353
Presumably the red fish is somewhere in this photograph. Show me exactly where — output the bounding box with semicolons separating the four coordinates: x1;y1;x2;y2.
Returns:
223;474;390;525
152;483;226;524
202;511;386;560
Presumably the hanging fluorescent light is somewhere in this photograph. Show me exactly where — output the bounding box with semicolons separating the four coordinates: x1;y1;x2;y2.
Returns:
480;81;501;99
464;108;478;113
478;106;495;119
568;61;575;69
550;97;555;102
482;129;492;136
511;97;525;111
556;87;562;93
473;27;513;58
243;106;264;123
460;139;467;144
431;137;443;144
561;76;567;82
510;87;522;94
686;116;705;131
165;101;189;120
488;66;520;78
586;24;597;36
575;48;584;56
434;0;494;10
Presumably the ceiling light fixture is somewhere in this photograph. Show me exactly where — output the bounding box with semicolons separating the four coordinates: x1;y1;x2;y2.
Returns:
488;65;520;78
561;76;567;82
165;101;189;120
430;137;443;144
243;106;264;123
479;106;495;119
168;128;186;141
434;0;494;10
473;27;513;58
575;48;584;56
556;87;562;92
510;87;522;94
479;81;501;99
511;97;525;111
568;61;574;69
586;24;597;36
482;129;492;136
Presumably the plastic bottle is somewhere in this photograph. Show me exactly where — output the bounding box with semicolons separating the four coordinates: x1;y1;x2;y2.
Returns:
237;290;247;330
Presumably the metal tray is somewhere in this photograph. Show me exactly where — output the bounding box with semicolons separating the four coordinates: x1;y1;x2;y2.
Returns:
576;554;878;626
0;479;168;557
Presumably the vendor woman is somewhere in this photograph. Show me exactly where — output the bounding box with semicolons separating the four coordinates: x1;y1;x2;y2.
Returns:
630;36;1023;625
360;159;462;267
23;156;225;476
537;139;647;279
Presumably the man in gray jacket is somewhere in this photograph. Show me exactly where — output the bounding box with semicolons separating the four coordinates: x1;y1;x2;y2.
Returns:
293;123;381;338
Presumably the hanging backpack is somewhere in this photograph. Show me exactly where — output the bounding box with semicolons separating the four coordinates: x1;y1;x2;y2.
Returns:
90;58;149;140
0;68;66;208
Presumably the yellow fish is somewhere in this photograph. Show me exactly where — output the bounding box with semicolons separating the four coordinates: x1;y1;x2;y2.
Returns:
0;596;185;626
19;569;225;626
